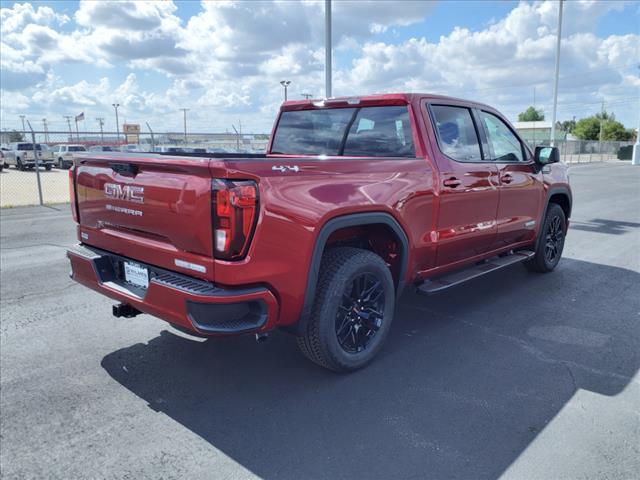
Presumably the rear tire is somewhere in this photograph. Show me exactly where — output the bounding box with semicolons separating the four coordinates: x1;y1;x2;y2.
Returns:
58;158;64;169
45;164;52;171
16;158;25;171
297;247;395;372
525;203;566;273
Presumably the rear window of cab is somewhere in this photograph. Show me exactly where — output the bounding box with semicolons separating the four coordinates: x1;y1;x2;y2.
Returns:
271;106;415;157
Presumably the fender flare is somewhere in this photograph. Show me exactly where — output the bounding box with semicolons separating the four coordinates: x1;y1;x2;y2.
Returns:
293;212;409;335
534;185;572;252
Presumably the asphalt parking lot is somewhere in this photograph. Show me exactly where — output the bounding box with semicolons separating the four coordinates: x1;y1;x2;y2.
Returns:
1;162;638;479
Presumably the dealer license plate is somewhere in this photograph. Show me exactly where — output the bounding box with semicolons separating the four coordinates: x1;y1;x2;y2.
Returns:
123;261;149;289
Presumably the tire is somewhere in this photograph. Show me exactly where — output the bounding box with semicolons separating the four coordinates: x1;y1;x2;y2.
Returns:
297;247;396;372
16;158;25;171
525;203;567;273
45;164;52;171
58;158;64;169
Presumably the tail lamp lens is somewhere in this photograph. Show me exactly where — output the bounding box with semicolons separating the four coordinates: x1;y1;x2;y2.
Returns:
212;179;258;260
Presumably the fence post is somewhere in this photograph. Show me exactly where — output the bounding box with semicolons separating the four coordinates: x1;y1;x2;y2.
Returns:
26;121;44;206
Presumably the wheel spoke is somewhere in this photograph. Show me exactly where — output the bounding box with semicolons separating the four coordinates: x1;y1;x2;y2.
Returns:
334;272;386;354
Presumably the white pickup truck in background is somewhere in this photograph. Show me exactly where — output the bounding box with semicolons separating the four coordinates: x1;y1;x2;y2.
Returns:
3;143;53;171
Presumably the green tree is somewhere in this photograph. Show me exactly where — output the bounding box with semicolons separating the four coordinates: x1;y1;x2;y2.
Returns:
560;119;576;133
573;112;632;141
572;117;601;140
518;106;545;122
8;130;24;142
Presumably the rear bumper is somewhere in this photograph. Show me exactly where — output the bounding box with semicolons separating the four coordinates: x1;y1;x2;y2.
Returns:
67;244;279;335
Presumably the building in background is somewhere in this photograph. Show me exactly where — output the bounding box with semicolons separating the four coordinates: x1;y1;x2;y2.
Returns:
513;121;567;145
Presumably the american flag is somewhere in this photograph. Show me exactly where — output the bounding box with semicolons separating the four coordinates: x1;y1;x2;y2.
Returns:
75;112;84;122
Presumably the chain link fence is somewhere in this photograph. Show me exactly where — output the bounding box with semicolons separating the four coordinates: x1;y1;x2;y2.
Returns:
0;130;634;207
1;130;269;207
526;139;634;164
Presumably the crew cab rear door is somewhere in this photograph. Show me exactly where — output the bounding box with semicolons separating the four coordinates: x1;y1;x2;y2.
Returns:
423;102;500;267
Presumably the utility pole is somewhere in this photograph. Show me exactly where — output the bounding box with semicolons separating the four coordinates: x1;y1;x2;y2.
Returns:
96;117;105;142
64;116;73;141
180;108;189;144
280;80;291;101
325;0;332;98
301;93;313;99
533;86;536;146
42;118;49;143
19;115;26;137
112;103;120;143
549;0;563;146
598;100;605;161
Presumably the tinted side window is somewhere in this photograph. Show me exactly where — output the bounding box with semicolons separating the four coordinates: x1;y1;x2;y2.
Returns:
343;106;415;157
480;111;523;162
430;105;482;162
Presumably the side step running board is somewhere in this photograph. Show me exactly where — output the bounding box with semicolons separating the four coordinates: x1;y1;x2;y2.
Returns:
417;250;535;294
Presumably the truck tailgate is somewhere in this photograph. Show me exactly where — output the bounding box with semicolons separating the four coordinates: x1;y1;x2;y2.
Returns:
75;154;215;278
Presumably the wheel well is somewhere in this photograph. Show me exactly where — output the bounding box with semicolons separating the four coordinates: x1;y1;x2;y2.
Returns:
324;223;403;288
548;193;571;220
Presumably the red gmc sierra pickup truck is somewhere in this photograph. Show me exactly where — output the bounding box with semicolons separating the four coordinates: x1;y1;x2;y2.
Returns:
67;93;571;372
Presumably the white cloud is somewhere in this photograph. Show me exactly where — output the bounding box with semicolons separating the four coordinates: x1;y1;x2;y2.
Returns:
0;0;638;132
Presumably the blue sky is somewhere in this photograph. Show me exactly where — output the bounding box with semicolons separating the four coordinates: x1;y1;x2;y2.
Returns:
1;1;638;133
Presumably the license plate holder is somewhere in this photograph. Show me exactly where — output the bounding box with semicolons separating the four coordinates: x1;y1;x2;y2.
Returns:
123;261;149;289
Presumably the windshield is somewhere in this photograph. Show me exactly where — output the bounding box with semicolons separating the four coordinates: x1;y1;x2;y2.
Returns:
271;105;415;157
17;143;42;150
68;146;86;152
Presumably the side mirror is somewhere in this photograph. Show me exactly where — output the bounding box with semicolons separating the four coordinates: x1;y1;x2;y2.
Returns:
534;146;560;165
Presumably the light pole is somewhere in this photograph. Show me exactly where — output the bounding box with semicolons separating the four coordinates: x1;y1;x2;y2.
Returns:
301;93;313;99
280;80;291;101
632;99;640;166
325;0;332;98
112;103;120;143
19;115;26;137
96;117;105;142
42;118;49;142
180;108;189;143
549;0;563;146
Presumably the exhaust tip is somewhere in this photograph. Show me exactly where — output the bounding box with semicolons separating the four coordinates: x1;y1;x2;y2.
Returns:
255;332;269;343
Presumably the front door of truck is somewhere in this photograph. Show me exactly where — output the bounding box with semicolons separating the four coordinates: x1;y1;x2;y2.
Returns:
424;102;500;267
476;110;544;249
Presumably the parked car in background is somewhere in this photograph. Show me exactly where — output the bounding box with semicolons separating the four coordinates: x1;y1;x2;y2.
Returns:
52;144;87;169
3;143;53;170
120;144;148;153
88;145;118;152
153;146;187;153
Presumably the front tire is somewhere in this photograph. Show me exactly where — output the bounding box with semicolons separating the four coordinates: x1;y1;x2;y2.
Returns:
525;203;566;273
297;247;395;372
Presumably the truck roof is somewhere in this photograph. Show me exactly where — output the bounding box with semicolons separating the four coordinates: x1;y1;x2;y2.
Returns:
281;93;495;111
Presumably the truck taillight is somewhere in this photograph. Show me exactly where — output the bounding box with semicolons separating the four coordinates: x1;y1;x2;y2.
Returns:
212;179;258;260
68;166;79;223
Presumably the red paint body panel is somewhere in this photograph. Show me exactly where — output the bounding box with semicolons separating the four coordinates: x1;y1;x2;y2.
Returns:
68;93;571;336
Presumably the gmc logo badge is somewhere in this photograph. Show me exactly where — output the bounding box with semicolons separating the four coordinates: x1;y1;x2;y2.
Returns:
104;183;144;204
